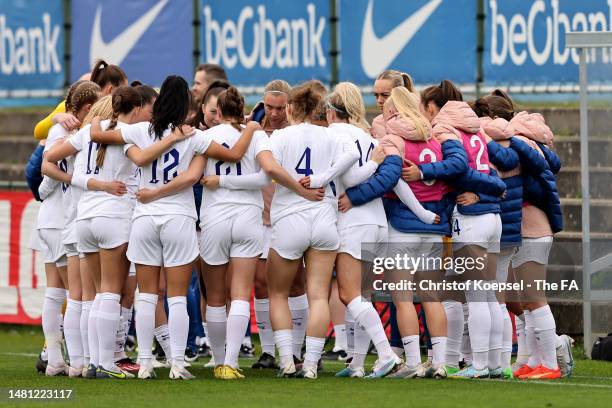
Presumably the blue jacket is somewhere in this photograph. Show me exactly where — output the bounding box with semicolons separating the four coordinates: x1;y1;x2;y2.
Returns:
345;155;452;235
487;139;522;244
420;139;505;216
25;143;44;201
538;143;561;174
514;140;563;234
525;143;563;233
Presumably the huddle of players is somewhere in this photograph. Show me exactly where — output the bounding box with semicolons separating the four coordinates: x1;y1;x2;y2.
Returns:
32;59;571;381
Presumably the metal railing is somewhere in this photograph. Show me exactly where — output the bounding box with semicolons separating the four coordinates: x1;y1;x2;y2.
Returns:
565;31;612;358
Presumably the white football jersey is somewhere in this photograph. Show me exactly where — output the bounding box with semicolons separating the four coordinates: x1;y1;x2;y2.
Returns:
269;122;356;224
120;122;213;220
71;120;138;221
328;123;387;229
201;124;271;228
37;124;68;230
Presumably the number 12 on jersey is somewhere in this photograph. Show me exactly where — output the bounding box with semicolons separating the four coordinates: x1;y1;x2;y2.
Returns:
150;148;180;184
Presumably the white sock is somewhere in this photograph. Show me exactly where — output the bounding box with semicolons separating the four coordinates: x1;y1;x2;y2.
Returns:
524;310;540;368
347;297;395;362
206;305;227;366
88;294;101;367
351;323;369;369
467;289;491;371
42;287;66;367
532;305;558;370
443;300;463;369
345;311;355;359
333;324;347;352
304;336;325;371
168;296;189;367
254;298;275;355
402;335;421;369
203;323;210;347
500;304;513;369
153;324;171;361
97;292;121;371
226;300;250;369
289;294;308;359
516;313;528;365
135;293;158;367
80;300;92;365
460;302;472;364
274;329;293;369
64;299;83;368
487;297;503;370
431;336;447;370
115;306;133;360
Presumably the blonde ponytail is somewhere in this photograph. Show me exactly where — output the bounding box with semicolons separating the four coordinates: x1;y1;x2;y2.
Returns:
386;87;430;140
327;82;370;130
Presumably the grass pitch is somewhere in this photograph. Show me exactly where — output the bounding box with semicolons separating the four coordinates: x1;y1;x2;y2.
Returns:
1;325;612;408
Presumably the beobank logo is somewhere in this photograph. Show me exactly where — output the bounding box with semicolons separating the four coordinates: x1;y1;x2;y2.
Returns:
490;0;612;66
202;3;326;70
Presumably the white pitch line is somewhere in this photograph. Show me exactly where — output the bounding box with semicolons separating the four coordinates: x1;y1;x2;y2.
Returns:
525;381;612;389
486;378;612;389
572;375;612;381
0;352;38;357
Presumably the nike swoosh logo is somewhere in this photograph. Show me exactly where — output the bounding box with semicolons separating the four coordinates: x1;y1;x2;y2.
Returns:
360;0;443;78
90;0;168;67
102;369;127;379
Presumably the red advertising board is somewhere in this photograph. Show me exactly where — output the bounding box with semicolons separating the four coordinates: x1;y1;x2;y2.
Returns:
0;191;45;325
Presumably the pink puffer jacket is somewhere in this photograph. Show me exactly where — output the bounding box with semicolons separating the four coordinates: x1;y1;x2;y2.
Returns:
510;111;553;146
380;112;432;158
479;116;514;142
508;112;553;237
370;114;386;140
431;101;480;143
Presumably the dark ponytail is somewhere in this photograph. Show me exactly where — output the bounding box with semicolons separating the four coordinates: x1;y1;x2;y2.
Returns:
217;86;245;131
420;79;463;110
149;75;191;140
90;59;128;90
133;84;158;106
470;98;491;118
96;86;142;168
488;89;516;120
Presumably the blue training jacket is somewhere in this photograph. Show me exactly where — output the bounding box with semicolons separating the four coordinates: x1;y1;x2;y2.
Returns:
419;139;506;216
345;154;454;235
25;143;44;202
521;142;563;233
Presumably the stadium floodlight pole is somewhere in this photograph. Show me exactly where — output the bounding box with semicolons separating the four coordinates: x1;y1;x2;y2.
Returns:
566;31;612;358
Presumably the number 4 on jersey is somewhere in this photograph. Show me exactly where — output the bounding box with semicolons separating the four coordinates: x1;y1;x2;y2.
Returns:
295;147;313;176
453;219;461;235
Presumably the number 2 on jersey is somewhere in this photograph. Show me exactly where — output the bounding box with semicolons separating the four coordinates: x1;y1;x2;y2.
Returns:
469;135;489;171
295;147;313;176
